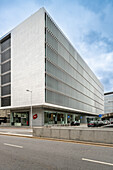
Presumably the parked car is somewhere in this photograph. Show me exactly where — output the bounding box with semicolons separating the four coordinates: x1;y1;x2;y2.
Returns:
87;121;97;127
103;124;113;128
71;120;80;126
96;120;104;127
103;120;110;125
88;120;109;127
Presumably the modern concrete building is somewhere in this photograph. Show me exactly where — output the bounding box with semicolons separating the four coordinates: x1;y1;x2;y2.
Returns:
104;92;113;114
103;92;113;120
0;7;104;126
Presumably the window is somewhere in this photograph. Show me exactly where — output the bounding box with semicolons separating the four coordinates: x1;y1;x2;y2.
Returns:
1;73;11;85
1;49;11;62
1;38;11;52
1;61;11;74
1;85;11;96
1;96;11;107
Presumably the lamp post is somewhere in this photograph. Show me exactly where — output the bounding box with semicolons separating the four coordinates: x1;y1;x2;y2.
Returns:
26;89;32;128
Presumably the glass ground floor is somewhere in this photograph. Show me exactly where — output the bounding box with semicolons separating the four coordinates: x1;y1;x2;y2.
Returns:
11;111;29;126
11;110;82;126
0;108;91;126
44;111;81;125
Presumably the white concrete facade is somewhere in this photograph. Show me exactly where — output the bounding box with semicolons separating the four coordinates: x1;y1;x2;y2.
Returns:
11;8;45;107
32;108;44;126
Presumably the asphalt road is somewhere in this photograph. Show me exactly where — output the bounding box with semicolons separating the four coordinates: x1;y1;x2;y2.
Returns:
0;135;113;170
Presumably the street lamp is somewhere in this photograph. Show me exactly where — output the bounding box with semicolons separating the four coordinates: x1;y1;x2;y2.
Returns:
26;89;32;128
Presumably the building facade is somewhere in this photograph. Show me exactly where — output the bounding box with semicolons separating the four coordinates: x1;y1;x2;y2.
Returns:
104;92;113;114
102;92;113;120
0;8;104;126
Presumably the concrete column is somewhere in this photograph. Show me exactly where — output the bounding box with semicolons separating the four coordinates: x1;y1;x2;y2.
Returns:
55;114;57;124
72;114;75;121
65;113;67;124
10;112;13;125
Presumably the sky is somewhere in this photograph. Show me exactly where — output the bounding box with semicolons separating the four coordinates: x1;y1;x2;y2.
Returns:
0;0;113;92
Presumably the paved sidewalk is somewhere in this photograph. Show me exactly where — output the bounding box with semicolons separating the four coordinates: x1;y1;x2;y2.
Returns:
0;127;33;137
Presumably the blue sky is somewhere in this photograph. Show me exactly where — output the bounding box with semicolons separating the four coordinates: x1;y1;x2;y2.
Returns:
0;0;113;92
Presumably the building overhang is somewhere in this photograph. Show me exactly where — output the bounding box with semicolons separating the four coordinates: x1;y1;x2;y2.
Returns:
102;113;113;119
0;103;99;116
42;103;99;116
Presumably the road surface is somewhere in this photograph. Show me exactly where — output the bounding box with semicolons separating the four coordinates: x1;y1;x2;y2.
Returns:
0;135;113;170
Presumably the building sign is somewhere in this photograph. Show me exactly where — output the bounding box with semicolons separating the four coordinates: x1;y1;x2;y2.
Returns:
33;114;38;119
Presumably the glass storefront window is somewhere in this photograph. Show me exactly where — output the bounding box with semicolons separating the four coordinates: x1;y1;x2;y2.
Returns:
57;113;65;124
44;112;57;124
44;111;77;125
11;112;29;126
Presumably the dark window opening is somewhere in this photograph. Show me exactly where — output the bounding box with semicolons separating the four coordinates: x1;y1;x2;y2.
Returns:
1;61;11;74
1;96;11;107
1;73;11;85
1;49;11;62
1;85;11;96
1;38;11;52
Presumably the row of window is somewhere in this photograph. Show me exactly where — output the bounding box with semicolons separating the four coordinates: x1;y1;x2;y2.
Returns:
46;74;103;110
1;35;11;107
46;30;103;95
46;89;102;114
46;60;103;104
46;45;103;99
45;14;103;90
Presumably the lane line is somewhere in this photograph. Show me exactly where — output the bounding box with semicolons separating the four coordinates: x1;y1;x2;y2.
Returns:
4;143;23;148
82;158;113;166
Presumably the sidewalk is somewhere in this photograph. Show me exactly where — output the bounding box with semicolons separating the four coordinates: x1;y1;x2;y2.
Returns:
0;127;33;137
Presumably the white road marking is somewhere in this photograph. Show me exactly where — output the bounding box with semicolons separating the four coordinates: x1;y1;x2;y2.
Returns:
4;143;23;148
82;158;113;166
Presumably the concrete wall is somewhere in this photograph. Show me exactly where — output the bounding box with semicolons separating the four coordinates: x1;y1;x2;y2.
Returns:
33;127;113;144
11;8;45;107
32;108;44;126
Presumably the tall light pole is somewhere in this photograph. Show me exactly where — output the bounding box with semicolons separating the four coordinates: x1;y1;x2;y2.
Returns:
26;89;32;128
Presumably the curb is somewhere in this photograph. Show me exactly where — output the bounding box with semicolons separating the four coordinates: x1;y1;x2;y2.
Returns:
0;132;33;138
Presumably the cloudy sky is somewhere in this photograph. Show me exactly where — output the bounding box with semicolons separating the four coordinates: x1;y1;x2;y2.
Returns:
0;0;113;92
